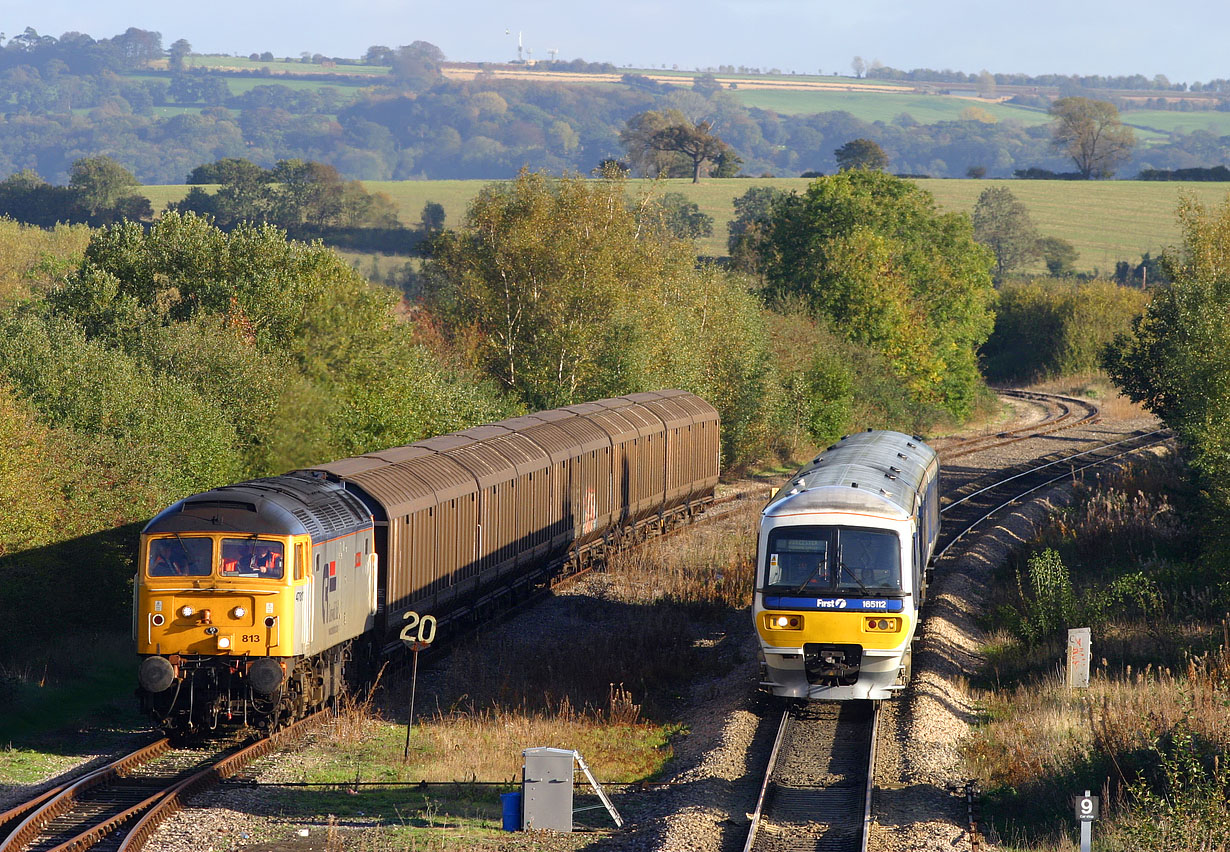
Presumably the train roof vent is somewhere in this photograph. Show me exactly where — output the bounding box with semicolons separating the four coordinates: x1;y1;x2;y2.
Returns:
291;508;326;540
185;500;256;513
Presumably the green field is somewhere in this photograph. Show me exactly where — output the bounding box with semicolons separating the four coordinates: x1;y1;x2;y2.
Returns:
185;55;387;77
731;89;1050;125
143;178;1230;274
1120;108;1230;136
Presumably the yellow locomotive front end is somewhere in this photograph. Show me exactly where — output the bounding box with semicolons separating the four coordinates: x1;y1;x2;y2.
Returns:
137;533;304;659
755;518;916;700
754;431;940;702
135;474;375;734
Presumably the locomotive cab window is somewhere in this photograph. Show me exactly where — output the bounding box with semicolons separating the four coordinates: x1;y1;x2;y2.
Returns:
148;537;213;577
763;526;900;594
220;538;285;578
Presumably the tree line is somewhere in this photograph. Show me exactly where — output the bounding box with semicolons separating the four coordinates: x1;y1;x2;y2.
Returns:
4;29;1230;184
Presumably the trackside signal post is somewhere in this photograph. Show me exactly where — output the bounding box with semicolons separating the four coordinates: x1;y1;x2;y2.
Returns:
1075;790;1098;851
401;611;437;759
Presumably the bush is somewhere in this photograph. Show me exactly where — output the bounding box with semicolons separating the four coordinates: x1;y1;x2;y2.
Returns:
981;278;1150;382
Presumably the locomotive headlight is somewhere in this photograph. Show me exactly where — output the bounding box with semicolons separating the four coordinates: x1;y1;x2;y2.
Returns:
864;617;902;632
764;614;802;630
231;606;247;619
216;635;232;649
179;605;195;618
151;613;165;627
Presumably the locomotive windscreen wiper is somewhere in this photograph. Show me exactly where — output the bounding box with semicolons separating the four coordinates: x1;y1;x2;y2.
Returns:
172;533;198;573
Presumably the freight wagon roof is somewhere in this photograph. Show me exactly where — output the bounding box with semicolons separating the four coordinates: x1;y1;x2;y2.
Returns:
306;390;719;521
143;473;371;543
764;431;936;522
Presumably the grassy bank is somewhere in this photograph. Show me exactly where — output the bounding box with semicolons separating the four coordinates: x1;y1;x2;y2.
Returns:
961;442;1230;849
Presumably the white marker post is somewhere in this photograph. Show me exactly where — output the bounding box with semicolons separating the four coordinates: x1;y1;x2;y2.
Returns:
1067;628;1091;689
1075;789;1098;851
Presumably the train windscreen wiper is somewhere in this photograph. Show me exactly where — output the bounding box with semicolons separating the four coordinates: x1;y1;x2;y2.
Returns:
838;560;872;595
792;556;829;595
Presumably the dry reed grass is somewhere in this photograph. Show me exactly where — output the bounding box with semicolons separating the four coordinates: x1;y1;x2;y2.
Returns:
601;502;759;609
968;641;1230;793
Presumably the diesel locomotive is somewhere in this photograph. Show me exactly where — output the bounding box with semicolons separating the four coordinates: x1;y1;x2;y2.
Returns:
754;430;939;701
135;390;720;734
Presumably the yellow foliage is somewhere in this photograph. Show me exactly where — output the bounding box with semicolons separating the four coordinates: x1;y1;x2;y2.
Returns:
0;218;91;303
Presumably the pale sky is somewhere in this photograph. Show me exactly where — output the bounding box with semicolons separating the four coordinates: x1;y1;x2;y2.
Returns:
6;0;1229;85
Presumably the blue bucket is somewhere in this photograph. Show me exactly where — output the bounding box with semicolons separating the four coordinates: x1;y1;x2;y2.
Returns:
500;791;522;831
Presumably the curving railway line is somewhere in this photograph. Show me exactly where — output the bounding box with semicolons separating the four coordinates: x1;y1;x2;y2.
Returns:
0;714;323;852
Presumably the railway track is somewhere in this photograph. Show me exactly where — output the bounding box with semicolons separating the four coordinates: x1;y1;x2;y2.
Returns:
744;702;878;852
936;426;1170;559
0;713;324;852
743;402;1168;852
930;390;1100;461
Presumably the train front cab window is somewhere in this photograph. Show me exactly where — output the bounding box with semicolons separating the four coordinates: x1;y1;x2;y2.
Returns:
148;537;213;577
220;538;285;578
762;526;901;594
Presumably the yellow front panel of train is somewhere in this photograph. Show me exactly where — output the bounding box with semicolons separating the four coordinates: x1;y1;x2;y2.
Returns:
757;608;913;651
137;533;303;658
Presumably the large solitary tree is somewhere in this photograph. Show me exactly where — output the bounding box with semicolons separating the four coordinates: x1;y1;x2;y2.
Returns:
834;138;889;172
649;120;729;183
621;112;733;182
972;185;1039;281
1049;97;1135;179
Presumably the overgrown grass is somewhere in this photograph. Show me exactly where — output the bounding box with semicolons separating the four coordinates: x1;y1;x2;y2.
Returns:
963;448;1230;849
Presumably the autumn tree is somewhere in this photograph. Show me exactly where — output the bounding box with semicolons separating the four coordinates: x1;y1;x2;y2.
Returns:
972;185;1039;281
1049;97;1135;179
834;138;889;172
1104;195;1230;526
622;112;734;182
422;169;776;466
651;121;729;183
620;109;691;177
758;170;995;418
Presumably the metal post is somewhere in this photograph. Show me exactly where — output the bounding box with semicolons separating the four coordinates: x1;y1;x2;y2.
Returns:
1080;820;1091;852
403;644;423;760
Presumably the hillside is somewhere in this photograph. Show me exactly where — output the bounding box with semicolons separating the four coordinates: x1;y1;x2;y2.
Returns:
5;31;1230;185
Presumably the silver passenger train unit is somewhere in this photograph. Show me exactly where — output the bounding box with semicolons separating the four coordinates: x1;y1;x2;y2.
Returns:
754;430;940;700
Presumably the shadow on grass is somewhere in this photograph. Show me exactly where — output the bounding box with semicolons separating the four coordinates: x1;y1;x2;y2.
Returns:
0;522;148;746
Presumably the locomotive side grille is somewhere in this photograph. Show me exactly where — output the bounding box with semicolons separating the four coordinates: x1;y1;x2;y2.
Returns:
291;508;326;540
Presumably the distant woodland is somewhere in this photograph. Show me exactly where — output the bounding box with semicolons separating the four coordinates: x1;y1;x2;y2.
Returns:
3;27;1230;184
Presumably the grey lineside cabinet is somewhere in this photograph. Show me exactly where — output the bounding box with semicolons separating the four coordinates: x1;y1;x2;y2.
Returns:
522;747;576;831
